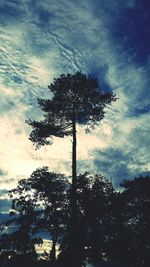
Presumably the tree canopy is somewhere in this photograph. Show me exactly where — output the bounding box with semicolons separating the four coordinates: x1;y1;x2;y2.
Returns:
27;72;116;148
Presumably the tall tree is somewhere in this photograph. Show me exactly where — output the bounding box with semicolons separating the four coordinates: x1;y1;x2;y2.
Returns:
26;71;116;264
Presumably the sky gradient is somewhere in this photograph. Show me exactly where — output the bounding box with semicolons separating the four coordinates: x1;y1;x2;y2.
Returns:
0;0;150;217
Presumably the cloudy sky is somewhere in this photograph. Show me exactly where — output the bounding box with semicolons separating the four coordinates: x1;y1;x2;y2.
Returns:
0;0;150;216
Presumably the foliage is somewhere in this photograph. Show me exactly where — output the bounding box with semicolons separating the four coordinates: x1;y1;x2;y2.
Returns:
119;175;150;267
25;71;116;267
26;72;116;149
9;167;68;261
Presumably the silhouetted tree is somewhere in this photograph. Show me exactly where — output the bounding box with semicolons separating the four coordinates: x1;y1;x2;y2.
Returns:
59;173;92;265
9;167;68;263
119;175;150;267
26;72;116;265
0;231;16;267
59;173;115;266
88;174;114;264
0;196;38;267
106;190;126;266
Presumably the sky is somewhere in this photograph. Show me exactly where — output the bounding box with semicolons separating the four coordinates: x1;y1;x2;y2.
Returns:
0;0;150;218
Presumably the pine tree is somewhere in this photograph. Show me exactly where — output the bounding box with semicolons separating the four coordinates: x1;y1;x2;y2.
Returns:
26;71;116;265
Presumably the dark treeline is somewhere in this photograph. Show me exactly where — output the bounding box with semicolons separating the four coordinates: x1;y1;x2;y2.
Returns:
0;173;150;267
0;72;149;267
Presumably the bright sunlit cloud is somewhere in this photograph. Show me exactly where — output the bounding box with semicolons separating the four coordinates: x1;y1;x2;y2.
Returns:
0;0;150;207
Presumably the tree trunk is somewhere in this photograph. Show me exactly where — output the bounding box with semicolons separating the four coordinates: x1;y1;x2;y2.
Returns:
50;237;57;262
68;104;82;266
72;103;77;223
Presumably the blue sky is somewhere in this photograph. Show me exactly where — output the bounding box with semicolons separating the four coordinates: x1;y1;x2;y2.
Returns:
0;0;150;216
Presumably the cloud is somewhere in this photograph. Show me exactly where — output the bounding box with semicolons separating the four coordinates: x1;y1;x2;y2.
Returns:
110;0;150;64
0;169;7;177
0;198;11;213
0;0;149;206
0;188;11;219
80;112;150;187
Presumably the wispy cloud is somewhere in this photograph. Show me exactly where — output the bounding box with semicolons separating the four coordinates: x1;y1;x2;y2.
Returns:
0;0;149;196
